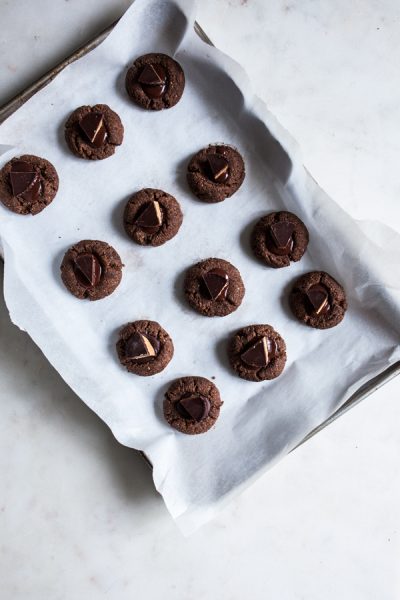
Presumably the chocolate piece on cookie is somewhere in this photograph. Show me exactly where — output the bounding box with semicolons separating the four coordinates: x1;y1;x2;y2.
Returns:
116;320;173;376
60;240;122;300
251;211;309;268
0;154;59;215
184;257;245;317
289;271;347;329
125;53;185;110
187;144;245;203
163;376;223;434
64;104;124;160
124;188;183;247
228;324;287;382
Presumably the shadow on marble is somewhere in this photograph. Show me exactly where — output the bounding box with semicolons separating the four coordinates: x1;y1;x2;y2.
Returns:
0;263;159;506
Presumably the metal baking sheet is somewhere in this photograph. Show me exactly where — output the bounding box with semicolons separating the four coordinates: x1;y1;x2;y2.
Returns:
0;17;398;467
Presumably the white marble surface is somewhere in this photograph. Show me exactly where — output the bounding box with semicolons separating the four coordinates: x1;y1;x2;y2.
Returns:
0;1;399;598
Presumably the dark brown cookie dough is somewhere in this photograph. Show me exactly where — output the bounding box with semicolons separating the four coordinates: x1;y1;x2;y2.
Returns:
60;240;123;301
116;320;173;376
123;188;183;247
64;104;124;160
251;211;309;268
187;144;245;203
184;257;245;317
289;271;347;329
0;154;59;215
228;324;287;382
125;53;185;111
163;376;223;434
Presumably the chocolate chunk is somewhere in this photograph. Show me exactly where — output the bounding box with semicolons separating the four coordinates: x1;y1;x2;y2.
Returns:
185;258;245;317
65;104;123;160
187;145;244;203
134;200;163;233
143;85;166;99
240;337;273;368
62;240;122;300
202;268;229;301
10;160;33;174
1;154;58;215
266;222;294;256
138;63;166;85
20;177;42;203
229;325;286;381
270;222;293;248
207;153;229;183
126;53;184;111
125;332;160;361
306;284;330;315
125;189;182;246
251;211;309;267
79;113;108;147
138;64;167;99
176;393;211;422
116;320;170;375
9;161;39;197
164;377;221;434
74;253;102;287
290;271;346;329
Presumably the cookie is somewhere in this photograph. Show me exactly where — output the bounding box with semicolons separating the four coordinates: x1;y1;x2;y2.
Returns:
187;144;245;203
163;376;223;434
123;188;183;247
125;53;185;111
116;320;173;376
184;257;245;317
251;211;309;268
228;324;287;382
0;154;59;215
60;240;123;301
64;104;124;160
289;271;347;329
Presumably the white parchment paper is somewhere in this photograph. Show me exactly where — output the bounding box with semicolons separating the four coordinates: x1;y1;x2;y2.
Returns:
1;0;399;534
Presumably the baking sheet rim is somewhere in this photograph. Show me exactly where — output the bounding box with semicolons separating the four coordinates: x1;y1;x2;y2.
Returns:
0;18;398;468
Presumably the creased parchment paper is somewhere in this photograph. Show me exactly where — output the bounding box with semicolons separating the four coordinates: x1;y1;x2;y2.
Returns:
1;0;399;534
